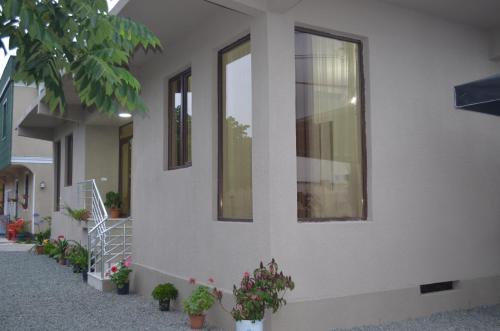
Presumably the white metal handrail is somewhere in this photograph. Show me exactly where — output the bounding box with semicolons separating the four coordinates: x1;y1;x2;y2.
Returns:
78;180;132;279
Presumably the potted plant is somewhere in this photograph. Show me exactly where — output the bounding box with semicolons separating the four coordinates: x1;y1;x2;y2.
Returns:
104;192;122;218
34;234;43;255
110;258;132;294
67;242;88;274
183;284;216;329
73;245;89;281
33;231;50;254
44;240;56;257
64;205;90;222
216;259;295;331
76;252;89;282
152;283;178;311
54;237;69;265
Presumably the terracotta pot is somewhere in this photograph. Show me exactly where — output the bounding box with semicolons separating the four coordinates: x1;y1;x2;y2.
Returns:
35;245;44;255
188;315;205;330
81;210;91;221
117;282;129;295
110;208;121;218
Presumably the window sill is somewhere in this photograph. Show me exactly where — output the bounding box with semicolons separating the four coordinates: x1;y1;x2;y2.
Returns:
298;218;368;223
217;218;253;223
167;163;192;171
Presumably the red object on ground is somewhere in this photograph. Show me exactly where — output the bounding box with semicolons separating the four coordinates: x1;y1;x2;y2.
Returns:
7;219;24;241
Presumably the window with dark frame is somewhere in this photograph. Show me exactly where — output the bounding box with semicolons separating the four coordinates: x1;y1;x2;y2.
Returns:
65;134;73;186
295;27;367;221
167;68;192;169
54;141;61;211
1;101;7;139
218;35;253;221
24;173;29;209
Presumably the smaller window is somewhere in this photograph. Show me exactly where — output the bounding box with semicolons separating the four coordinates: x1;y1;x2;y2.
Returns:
167;69;192;169
23;174;29;209
54;141;61;211
1;101;7;139
65;134;73;186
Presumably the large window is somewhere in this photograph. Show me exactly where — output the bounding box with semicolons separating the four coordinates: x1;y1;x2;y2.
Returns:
54;141;61;211
167;69;192;169
218;35;253;221
65;134;73;186
295;28;366;221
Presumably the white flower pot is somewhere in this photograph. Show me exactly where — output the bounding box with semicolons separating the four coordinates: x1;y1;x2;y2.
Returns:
236;320;263;331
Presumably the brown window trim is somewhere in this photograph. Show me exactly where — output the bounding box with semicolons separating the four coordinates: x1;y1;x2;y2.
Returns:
167;68;192;170
65;134;73;187
217;34;253;223
295;27;368;222
54;140;61;211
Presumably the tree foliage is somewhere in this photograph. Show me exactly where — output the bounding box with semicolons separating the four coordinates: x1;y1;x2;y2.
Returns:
0;0;161;114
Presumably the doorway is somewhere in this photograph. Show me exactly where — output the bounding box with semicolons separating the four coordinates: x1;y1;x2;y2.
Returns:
119;123;133;217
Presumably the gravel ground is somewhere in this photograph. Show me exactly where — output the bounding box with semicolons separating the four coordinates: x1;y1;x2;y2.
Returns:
0;251;223;331
334;305;500;331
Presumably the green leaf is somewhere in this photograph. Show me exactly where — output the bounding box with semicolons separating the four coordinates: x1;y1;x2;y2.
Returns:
1;0;161;114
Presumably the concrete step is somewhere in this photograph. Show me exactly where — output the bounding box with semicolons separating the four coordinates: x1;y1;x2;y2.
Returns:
87;272;115;292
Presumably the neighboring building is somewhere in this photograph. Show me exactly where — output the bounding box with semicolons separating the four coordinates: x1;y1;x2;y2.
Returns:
0;58;53;235
17;0;500;330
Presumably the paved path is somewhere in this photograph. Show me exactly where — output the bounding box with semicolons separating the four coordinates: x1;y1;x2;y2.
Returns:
0;237;34;252
0;251;222;331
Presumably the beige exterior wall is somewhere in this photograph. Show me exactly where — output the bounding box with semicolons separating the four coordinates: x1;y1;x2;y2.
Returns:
51;123;121;242
11;86;52;158
85;126;119;197
126;0;500;330
130;7;270;318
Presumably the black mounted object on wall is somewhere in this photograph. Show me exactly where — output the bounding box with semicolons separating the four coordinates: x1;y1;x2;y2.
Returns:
455;74;500;116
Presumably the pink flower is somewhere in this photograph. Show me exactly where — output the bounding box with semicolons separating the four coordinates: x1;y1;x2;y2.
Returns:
208;277;214;284
57;235;65;240
243;272;250;278
124;257;132;268
111;265;118;273
189;278;196;285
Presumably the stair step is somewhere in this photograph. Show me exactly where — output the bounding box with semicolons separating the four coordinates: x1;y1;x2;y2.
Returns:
87;272;114;292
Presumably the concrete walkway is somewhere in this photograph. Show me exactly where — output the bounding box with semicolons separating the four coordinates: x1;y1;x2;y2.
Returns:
0;237;34;252
0;251;223;331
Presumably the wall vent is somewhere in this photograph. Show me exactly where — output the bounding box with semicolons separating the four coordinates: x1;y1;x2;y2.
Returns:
420;281;457;294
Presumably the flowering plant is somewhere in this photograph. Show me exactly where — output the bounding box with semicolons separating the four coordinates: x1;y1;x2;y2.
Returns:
110;258;132;289
183;278;221;316
229;259;294;322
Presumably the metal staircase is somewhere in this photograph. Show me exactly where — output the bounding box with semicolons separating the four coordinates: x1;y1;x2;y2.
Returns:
78;180;132;291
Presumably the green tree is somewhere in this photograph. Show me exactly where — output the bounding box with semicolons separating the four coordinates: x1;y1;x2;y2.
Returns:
0;0;161;114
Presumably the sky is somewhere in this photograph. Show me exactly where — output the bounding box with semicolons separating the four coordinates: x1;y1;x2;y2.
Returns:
0;0;119;76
